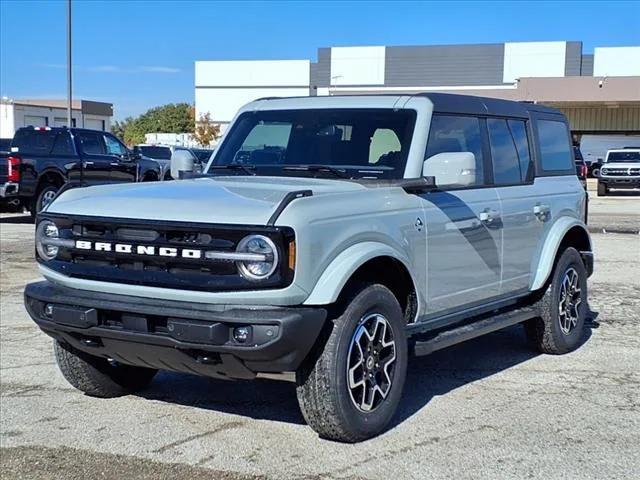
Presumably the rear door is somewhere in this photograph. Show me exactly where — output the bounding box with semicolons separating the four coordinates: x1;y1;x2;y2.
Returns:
487;117;543;294
418;114;502;316
74;131;113;184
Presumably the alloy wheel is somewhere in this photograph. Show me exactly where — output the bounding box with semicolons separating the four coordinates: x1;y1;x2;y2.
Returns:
558;267;582;335
346;313;397;412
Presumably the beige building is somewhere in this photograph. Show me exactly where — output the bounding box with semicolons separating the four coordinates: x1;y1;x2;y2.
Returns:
0;98;113;138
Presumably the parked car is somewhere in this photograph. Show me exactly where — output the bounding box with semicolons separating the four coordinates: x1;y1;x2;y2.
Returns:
25;94;593;442
134;144;207;180
1;127;161;216
574;145;588;188
191;147;214;164
597;147;640;196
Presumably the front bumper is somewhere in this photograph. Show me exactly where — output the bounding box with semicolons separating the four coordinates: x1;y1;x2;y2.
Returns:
599;176;640;188
25;281;327;380
0;182;19;198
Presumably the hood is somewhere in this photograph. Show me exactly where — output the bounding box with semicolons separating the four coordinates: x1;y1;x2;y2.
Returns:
46;176;366;225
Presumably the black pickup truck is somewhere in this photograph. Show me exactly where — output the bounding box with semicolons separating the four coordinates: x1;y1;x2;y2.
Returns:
0;127;161;216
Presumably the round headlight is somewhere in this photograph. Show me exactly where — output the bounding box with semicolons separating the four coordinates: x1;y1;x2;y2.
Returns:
36;220;59;261
236;235;278;281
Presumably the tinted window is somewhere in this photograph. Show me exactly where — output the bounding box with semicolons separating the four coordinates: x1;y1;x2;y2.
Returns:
537;120;573;171
76;132;106;155
508;120;533;182
11;129;59;155
138;146;171;160
211;109;416;180
50;133;74;155
104;135;127;155
487;119;521;185
426;115;484;185
607;151;640;162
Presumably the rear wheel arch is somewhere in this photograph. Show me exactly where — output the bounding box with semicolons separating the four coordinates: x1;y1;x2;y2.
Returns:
531;220;592;292
36;169;65;193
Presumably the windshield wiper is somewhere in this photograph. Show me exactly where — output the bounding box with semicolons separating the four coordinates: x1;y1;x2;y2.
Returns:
282;164;350;179
209;164;256;176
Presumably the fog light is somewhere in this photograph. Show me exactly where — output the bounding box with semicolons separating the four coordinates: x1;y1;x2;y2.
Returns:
44;304;54;318
233;326;252;343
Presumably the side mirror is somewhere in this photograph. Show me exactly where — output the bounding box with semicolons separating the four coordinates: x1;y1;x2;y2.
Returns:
171;149;195;179
423;152;477;188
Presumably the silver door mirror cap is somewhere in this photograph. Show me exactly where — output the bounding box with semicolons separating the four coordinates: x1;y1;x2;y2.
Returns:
423;152;477;188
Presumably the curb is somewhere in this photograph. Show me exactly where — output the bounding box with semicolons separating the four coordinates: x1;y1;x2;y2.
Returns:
587;226;640;235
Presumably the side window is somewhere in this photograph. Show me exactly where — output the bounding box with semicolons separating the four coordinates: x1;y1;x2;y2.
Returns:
508;120;533;182
425;115;484;187
103;134;127;155
50;133;74;155
369;128;401;164
76;132;106;155
487;119;521;185
537;120;573;171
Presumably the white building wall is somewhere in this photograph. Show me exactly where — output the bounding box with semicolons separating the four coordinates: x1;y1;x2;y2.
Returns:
0;104;16;138
503;41;567;83
593;47;640;77
330;46;386;86
195;60;310;124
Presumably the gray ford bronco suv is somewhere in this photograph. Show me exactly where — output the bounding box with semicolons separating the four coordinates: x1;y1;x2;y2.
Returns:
25;93;593;442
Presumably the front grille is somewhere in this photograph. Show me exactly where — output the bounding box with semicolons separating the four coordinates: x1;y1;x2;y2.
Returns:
602;168;637;177
39;214;295;292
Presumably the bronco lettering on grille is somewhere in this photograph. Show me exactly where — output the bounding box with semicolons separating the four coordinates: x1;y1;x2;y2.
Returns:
75;240;202;259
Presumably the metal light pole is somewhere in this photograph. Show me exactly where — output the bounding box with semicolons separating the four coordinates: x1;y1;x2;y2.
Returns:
66;0;72;127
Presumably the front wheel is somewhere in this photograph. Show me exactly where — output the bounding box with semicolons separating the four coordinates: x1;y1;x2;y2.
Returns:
54;341;157;397
525;247;588;355
296;284;408;442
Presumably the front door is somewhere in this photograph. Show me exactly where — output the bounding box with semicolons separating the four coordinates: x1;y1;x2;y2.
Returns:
419;114;502;316
103;133;138;183
74;131;113;185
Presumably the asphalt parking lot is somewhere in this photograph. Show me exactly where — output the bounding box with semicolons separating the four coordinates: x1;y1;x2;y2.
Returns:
1;193;638;480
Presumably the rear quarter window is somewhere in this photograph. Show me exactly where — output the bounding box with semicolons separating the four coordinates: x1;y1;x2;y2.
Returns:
10;129;58;155
537;120;573;171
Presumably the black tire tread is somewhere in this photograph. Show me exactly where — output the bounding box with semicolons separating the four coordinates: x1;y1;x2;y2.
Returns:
54;341;156;398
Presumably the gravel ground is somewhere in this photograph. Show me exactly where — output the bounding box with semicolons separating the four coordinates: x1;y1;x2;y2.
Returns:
1;199;639;479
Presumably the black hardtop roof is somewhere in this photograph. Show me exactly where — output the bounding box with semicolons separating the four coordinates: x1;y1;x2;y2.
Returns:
16;126;110;135
259;92;564;119
417;92;562;118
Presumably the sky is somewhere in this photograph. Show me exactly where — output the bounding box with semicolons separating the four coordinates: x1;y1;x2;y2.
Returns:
1;0;639;120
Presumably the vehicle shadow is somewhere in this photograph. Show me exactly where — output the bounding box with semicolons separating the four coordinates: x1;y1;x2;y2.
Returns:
137;313;597;431
0;213;32;224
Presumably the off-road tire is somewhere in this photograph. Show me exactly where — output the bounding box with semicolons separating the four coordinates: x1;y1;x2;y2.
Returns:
525;247;588;355
54;340;157;398
296;284;408;442
597;181;608;197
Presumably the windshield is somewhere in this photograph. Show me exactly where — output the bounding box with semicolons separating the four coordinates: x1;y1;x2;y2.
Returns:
208;109;416;180
606;151;640;163
138;146;171;160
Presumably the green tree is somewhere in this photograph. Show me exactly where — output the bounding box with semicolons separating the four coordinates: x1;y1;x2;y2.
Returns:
113;103;196;146
193;112;221;146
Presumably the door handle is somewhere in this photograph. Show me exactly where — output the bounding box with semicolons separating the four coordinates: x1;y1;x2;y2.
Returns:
110;162;119;166
533;204;550;221
479;208;500;224
83;161;94;166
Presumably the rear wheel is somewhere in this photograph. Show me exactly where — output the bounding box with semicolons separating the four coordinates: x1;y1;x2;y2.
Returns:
597;181;608;196
54;341;157;398
525;247;588;355
30;184;59;218
296;284;408;442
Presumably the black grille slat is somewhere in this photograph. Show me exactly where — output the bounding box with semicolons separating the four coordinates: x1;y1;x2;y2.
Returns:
42;215;295;292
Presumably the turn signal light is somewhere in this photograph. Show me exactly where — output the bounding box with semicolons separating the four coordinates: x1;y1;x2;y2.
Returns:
288;240;296;271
